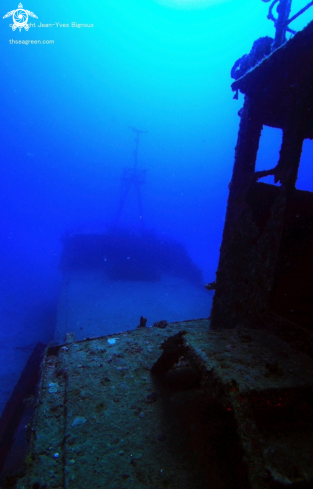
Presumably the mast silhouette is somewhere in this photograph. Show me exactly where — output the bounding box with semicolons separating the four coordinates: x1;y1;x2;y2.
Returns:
114;127;147;232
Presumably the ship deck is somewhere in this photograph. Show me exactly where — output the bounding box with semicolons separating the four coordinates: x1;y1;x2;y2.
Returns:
17;319;313;489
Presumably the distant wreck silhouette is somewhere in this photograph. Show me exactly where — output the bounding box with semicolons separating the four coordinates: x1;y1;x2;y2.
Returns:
60;229;203;286
60;125;203;286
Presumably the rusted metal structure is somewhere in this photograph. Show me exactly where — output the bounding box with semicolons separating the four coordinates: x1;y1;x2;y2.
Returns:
11;321;313;489
211;10;313;359
3;3;313;489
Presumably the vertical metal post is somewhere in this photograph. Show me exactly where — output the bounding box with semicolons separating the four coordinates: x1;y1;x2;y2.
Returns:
273;0;292;49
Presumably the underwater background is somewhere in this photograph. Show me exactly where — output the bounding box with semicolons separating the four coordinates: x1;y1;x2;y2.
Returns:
0;0;312;414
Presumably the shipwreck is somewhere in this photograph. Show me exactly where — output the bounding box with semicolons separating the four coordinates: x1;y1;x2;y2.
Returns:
1;1;313;488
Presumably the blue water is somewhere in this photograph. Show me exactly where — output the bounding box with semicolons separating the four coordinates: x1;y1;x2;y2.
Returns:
0;0;312;411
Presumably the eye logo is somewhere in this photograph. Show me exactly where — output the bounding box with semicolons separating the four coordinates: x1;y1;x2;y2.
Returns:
3;3;38;31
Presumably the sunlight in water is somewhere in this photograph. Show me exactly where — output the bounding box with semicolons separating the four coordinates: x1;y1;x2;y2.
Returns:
155;0;231;9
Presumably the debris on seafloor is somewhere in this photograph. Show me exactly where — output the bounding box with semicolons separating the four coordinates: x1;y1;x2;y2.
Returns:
136;316;148;329
152;319;168;329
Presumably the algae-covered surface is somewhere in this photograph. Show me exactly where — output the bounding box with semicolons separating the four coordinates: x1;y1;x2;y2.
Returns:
15;320;313;489
17;320;217;489
155;326;313;488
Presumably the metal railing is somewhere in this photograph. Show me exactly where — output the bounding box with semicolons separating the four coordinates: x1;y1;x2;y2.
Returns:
263;0;313;48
